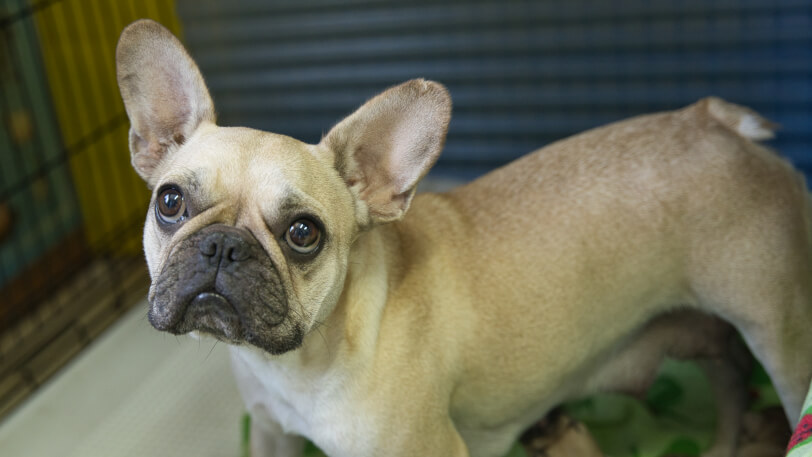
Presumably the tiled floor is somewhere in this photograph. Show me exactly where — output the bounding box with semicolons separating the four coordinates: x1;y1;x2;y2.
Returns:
0;301;245;457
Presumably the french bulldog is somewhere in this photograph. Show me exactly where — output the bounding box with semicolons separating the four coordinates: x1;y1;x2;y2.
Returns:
116;19;812;457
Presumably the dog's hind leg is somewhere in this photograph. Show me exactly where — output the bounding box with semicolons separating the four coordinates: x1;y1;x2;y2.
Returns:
700;281;812;427
696;343;752;457
587;310;751;457
683;133;812;425
692;195;812;425
723;286;812;426
692;199;812;426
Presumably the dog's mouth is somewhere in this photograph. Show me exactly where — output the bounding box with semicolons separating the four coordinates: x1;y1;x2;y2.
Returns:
181;291;241;340
148;224;304;354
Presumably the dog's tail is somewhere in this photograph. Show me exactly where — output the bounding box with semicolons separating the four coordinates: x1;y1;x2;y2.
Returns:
703;96;779;142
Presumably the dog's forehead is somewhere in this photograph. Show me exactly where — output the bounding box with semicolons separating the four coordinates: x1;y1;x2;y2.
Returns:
159;124;353;229
171;125;326;198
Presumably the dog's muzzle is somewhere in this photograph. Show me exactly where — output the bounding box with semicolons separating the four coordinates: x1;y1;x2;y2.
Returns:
149;224;302;354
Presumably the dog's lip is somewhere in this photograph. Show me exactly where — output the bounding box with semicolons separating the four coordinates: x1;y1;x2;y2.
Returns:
193;290;228;303
180;290;243;338
189;290;236;315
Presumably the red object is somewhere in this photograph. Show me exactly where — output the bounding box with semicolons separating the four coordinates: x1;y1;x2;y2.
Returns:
787;414;812;454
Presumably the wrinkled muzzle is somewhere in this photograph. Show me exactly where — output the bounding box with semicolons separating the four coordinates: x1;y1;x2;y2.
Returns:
149;224;303;354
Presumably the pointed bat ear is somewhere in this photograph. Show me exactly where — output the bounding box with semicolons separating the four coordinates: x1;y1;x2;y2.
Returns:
320;79;452;226
116;19;215;187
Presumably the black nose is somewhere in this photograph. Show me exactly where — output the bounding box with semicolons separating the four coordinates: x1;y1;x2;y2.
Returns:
199;229;252;266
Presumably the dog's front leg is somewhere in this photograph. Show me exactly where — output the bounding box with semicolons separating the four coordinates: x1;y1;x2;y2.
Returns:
249;414;305;457
437;424;471;457
230;351;305;457
370;413;471;457
402;420;470;457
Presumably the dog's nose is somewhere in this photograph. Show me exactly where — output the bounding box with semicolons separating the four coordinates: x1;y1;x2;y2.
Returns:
199;230;252;265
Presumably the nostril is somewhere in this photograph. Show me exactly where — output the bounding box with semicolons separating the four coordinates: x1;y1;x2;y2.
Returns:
201;242;217;257
199;234;221;257
198;229;254;265
226;242;250;262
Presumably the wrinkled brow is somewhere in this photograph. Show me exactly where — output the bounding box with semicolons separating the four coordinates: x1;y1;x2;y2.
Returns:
182;170;202;193
278;195;307;215
155;169;200;192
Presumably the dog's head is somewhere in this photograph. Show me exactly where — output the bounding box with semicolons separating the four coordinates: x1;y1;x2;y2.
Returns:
116;20;451;354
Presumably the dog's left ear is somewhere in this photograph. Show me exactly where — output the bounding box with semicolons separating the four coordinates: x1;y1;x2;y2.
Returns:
116;19;215;187
320;79;451;225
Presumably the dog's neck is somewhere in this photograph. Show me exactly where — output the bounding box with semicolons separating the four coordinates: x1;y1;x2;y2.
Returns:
254;193;460;377
269;223;402;373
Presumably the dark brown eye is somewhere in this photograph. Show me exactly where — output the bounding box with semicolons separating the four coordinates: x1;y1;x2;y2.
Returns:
155;187;187;224
285;219;321;254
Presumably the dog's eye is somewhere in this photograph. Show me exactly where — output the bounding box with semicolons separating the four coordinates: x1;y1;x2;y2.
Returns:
156;187;187;224
285;219;321;254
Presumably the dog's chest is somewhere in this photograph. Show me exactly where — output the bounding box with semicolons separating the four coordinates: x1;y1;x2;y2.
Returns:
230;347;375;456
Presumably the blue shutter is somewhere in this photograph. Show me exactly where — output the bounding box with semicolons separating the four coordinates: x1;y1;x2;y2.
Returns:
178;0;812;180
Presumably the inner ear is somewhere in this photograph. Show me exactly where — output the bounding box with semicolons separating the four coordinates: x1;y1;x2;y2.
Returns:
116;19;215;187
321;79;452;226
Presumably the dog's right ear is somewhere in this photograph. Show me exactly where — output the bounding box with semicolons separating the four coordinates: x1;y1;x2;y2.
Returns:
116;19;215;187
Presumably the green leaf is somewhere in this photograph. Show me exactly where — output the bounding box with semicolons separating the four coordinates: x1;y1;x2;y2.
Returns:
646;375;683;415
240;414;251;457
660;437;701;456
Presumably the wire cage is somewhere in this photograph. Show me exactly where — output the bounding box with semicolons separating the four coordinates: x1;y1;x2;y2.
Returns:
0;0;180;418
1;0;810;425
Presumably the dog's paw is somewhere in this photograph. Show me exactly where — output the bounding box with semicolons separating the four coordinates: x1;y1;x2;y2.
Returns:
520;409;604;457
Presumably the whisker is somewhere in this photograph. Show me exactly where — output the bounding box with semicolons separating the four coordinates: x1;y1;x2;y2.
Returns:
205;340;219;361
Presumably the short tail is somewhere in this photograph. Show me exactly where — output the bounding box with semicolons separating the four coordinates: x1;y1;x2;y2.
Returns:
703;96;779;141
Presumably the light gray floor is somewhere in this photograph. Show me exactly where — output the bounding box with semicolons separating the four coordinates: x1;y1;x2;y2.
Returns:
0;301;245;457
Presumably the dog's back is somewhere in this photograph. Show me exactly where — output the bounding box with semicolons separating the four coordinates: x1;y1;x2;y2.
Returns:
442;97;809;336
396;98;812;451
